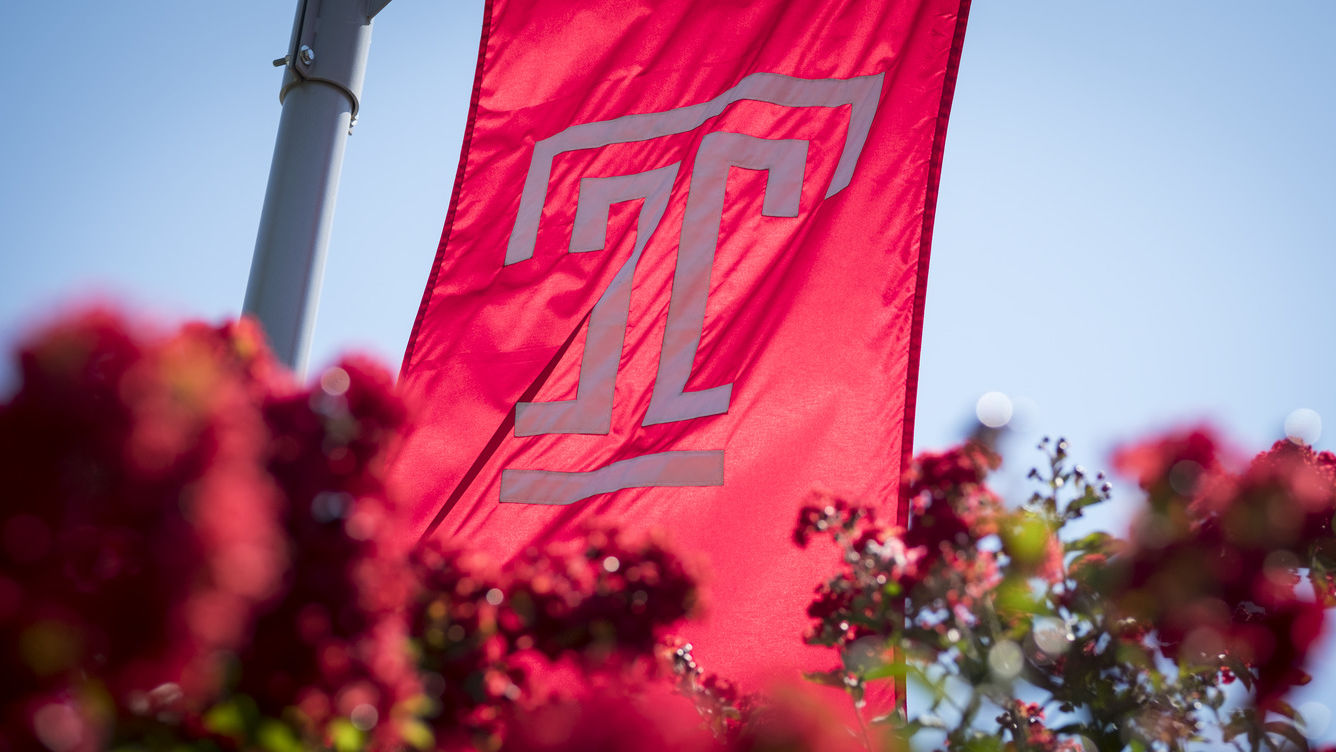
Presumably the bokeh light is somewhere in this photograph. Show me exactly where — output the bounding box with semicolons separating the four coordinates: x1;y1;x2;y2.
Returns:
988;639;1023;679
975;391;1013;429
1285;407;1322;445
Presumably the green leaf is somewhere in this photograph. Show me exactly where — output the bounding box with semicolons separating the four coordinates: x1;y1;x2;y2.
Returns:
1264;721;1309;752
891;720;921;739
958;735;1005;752
802;669;846;688
328;718;366;752
1054;723;1087;735
1115;641;1153;670
1270;700;1301;722
1222;711;1249;743
995;576;1047;615
1065;487;1106;519
1065;531;1112;554
1222;654;1255;690
202;701;246;739
257;720;304;752
1003;513;1052;564
864;661;906;681
399;718;435;750
871;711;908;727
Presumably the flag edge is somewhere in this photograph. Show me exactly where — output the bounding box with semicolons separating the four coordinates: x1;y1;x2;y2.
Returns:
400;0;496;379
894;0;973;708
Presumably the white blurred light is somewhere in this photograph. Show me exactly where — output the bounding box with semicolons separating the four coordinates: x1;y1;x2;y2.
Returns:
485;588;504;606
350;703;379;731
988;639;1023;679
33;704;83;752
1032;617;1072;656
320;366;351;396
976;391;1014;428
1284;408;1322;445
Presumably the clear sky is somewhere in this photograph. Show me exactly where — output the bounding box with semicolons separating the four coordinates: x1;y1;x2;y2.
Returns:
2;0;1333;739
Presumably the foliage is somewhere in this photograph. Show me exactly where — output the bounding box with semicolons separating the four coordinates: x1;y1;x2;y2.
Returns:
0;309;704;751
797;433;1336;751
2;307;1334;751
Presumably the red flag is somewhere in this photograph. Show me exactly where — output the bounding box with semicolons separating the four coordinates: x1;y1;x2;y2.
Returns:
395;0;969;688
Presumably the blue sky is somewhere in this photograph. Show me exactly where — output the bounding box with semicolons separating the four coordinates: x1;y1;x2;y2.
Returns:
2;0;1333;739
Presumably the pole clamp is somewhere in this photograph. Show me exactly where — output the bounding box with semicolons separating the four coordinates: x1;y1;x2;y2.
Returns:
274;0;380;127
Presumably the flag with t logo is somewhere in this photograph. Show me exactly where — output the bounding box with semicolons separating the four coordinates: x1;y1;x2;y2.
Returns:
395;0;970;687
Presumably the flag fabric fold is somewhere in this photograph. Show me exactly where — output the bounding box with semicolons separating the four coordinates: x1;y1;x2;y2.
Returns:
395;0;970;688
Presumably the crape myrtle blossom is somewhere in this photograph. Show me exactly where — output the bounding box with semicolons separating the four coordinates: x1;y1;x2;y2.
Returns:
231;349;422;752
799;431;1336;752
1113;429;1335;709
410;526;702;750
0;311;286;752
0;308;716;752
5;307;1336;752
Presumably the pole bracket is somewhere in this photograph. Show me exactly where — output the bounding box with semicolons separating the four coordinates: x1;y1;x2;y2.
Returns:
275;0;381;127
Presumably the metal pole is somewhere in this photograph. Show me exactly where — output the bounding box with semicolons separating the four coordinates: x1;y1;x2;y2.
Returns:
244;0;391;373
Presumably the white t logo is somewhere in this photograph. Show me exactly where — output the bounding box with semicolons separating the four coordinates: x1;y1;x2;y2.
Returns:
500;72;883;505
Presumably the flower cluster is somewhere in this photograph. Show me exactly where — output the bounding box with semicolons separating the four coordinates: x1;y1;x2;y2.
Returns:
0;311;290;751
231;353;421;751
0;309;423;751
0;307;776;752
504;526;701;664
795;442;1010;709
660;638;754;740
493;677;877;752
801;430;1336;752
9;306;1336;752
994;700;1082;752
410;525;702;749
1114;429;1336;708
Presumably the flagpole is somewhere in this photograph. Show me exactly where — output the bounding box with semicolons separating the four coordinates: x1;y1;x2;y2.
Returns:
244;0;393;373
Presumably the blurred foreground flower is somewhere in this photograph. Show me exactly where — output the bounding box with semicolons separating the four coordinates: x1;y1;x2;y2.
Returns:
0;309;425;750
6;306;1335;752
411;524;703;749
800;431;1336;752
1114;430;1335;710
0;310;287;751
0;305;720;752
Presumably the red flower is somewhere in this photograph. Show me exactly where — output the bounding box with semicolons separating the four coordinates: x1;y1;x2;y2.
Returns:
1249;598;1324;709
901;442;1003;551
235;355;418;751
0;310;287;750
1112;427;1228;497
733;683;884;752
498;682;878;752
498;689;716;752
1116;427;1334;708
503;525;702;665
412;525;702;748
